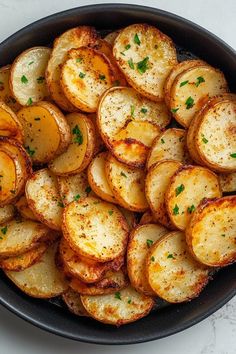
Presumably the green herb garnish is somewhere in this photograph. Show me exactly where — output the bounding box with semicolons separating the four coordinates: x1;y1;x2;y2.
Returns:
173;204;179;215
0;226;7;235
85;186;92;195
180;80;189;87
72;125;83;145
146;239;153;248
76;58;82;63
195;76;205;87
127;298;132;304
74;194;81;201
141;108;147;114
108;210;113;216
202;134;208;144
130;105;135;117
27;97;33;105
120;171;127;178
99;74;106;80
175;184;185;196
134;33;141;45
167;253;175;259
151;256;155;262
128;58;135;70
114;292;121;300
28;61;34;65
187;205;195;214
161;138;165;144
185;96;195;109
137;56;149;74
230;153;236;158
171;108;179;114
79;72;86;79
21;75;28;84
221;234;226;237
25;146;35;157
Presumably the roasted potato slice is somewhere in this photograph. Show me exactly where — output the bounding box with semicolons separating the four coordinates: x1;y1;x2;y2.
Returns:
195;96;236;172
98;86;169;167
139;210;157;225
70;269;128;296
166;165;222;230
10;47;51;106
186;196;236;267
62;288;89;317
15;195;37;221
145;160;182;228
0;205;15;224
49;113;95;176
169;64;228;127
104;30;121;45
5;242;68;298
113;24;177;101
0;218;49;257
127;224;168;296
61;47;116;112
219;172;236;193
46;26;97;111
63;197;129;262
146;231;209;303
105;154;148;212
0;101;24;143
25;168;63;230
147;129;192;169
17;101;71;164
81;285;154;326
57;170;92;205
0;65;22;111
118;207;137;230
88;152;116;203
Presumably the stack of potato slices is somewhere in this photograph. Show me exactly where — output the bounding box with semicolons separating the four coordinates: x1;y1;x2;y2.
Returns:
0;23;235;326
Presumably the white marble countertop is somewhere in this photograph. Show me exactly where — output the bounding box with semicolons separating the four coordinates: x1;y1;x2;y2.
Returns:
0;1;235;353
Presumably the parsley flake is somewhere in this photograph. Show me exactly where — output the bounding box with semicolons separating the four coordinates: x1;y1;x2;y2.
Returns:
85;186;92;195
202;134;208;144
134;33;141;46
74;194;81;201
195;76;205;87
137;56;149;74
146;239;153;248
114;291;121;300
108;210;113;216
76;58;82;63
230;153;236;158
28;61;34;65
127;298;132;304
1;226;8;235
175;184;185;196
187;205;195;214
120;44;131;55
173;204;179;215
25;146;35;157
21;75;28;84
128;58;135;70
151;256;155;262
72;125;83;145
171;108;179;114
167;253;175;259
185;96;195;109
120;171;127;178
141;107;147;114
180;80;189;87
161;138;165;144
27;97;33;105
79;72;86;79
221;234;226;237
130;105;135;117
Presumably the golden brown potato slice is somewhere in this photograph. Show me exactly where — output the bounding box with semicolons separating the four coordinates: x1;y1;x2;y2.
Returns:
0;101;24;143
88;152;116;203
118;207;137;230
57;170;92;206
98;86;169;168
0;65;22;111
139;210;157;225
49;113;95;176
59;238;124;283
164;60;206;107
166;165;222;230
169;64;228;127
70;269;128;296
0;205;15;224
10;47;51;106
195;96;236;172
105;154;148;212
61;47;116;112
127;223;168;295
17;101;71;164
145;160;182;228
186;105;205;165
5;242;68;298
186;196;236;267
219;172;236;193
0;218;49;257
81;285;154;326
62;288;89;316
25;168;63;230
146;231;209;303
147;129;192;169
46;26;97;111
113;24;177;101
63;197;129;262
104;30;121;45
15;195;37;221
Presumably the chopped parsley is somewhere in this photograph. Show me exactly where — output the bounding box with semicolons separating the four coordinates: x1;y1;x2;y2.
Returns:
171;108;179;114
99;74;106;80
28;61;34;65
34;117;41;121
187;204;195;214
173;204;179;215
130;105;135;117
72;125;83;145
120;171;127;178
146;239;153;248
180;80;189;87
230;153;236;158
1;226;8;235
151;256;155;262
201;134;208;144
167;253;175;259
85;186;92;195
195;76;205;87
37;76;45;84
57;202;64;208
114;291;121;300
221;234;226;237
21;75;28;84
137;56;149;74
25;146;35;157
108;210;113;216
127;298;132;304
79;72;86;79
141;107;147;114
161;138;165;144
185;96;195;109
128;58;135;70
76;58;82;63
120;44;131;55
134;33;141;45
175;184;185;196
27;97;33;105
74;194;81;201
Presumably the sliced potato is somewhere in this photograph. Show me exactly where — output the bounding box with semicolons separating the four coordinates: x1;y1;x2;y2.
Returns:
88;113;106;155
25;168;63;230
104;30;121;45
147;129;192;169
186;196;236;267
70;269;128;295
17;101;71;164
81;285;154;326
0;205;15;224
0;101;24;142
57;170;92;205
15;195;37;221
88;152;116;203
164;60;206;107
195;96;236;172
219;172;236;193
166;165;222;230
98;86;169;167
59;238;124;283
5;242;68;298
0;65;22;111
186;105;205;165
46;26;97;111
49;113;95;176
61;47;115;112
118;207;137;230
113;24;177;101
145;160;182;228
105;154;148;212
139;210;157;225
127;224;168;295
0;218;49;257
63;197;129;262
169;64;228;127
146;231;209;303
62;288;89;316
10;47;51;106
